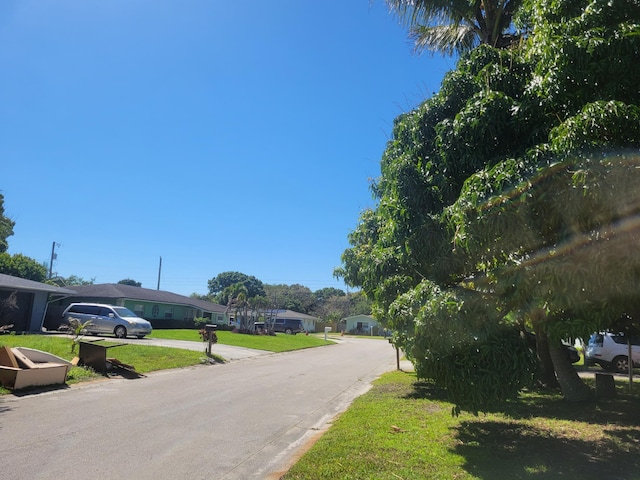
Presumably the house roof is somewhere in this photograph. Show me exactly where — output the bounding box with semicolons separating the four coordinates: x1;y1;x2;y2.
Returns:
270;309;321;321
186;297;228;314
342;314;374;321
64;283;227;313
0;273;77;295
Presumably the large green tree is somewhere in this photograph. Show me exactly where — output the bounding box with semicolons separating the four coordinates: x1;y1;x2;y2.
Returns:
314;287;346;301
208;271;265;304
0;253;48;282
340;0;640;411
0;194;15;253
264;283;316;314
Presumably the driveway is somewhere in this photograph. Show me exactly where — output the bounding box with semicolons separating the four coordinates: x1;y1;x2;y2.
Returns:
73;334;272;361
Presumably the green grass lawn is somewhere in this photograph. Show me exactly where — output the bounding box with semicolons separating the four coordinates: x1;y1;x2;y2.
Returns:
283;371;640;479
149;328;335;352
0;334;211;395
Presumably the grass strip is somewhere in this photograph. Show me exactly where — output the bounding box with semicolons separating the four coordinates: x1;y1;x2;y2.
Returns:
150;329;334;352
283;371;640;479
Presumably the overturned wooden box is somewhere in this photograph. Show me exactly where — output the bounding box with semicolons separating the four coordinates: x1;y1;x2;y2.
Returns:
0;346;72;390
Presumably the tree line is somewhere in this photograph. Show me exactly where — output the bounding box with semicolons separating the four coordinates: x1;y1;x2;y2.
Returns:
193;271;371;323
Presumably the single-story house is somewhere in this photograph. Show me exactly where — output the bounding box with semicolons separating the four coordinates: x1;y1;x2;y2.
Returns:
46;283;228;329
342;314;379;335
264;309;320;333
0;273;76;333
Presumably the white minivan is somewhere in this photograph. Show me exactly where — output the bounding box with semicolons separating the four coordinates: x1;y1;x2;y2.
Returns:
62;303;152;339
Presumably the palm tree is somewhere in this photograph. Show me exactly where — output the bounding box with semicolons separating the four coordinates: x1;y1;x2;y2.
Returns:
385;0;522;55
223;283;249;331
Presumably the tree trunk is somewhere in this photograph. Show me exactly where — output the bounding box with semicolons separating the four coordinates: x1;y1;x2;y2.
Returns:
530;309;560;388
549;343;592;402
535;327;560;388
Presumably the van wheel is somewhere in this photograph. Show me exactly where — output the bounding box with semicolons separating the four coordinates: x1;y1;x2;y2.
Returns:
612;356;629;373
285;328;293;335
114;326;127;338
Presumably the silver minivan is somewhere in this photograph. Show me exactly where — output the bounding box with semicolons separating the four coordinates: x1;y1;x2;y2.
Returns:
62;303;152;339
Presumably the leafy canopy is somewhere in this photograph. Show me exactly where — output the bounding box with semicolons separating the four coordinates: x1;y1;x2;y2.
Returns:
208;271;266;304
0;253;48;282
340;0;640;411
0;194;15;253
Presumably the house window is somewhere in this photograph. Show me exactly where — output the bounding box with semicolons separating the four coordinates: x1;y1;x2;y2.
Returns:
217;314;223;322
134;304;144;317
165;307;173;319
184;308;194;321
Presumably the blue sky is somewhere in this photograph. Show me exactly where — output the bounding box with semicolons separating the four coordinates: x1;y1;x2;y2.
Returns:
1;1;454;296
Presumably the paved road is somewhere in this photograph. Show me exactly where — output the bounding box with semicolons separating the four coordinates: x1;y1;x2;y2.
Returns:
0;337;396;479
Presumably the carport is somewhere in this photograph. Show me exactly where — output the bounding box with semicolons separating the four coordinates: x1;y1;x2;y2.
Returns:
0;273;76;332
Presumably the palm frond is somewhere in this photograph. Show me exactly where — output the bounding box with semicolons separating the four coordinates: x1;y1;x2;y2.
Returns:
385;0;518;54
386;0;474;26
410;24;479;55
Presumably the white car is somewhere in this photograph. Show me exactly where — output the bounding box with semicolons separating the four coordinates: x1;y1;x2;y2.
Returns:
584;333;640;372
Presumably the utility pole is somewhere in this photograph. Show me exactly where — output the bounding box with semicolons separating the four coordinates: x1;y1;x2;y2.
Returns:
48;241;59;279
157;256;162;290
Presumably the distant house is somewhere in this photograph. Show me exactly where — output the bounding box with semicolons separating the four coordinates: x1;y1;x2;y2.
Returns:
263;309;320;333
343;314;378;335
46;283;228;329
0;273;76;333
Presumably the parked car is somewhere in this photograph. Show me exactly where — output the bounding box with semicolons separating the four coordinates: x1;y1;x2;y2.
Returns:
62;303;153;339
272;318;304;335
584;332;640;372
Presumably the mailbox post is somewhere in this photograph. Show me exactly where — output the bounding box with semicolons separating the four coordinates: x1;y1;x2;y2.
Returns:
205;324;218;355
324;326;332;341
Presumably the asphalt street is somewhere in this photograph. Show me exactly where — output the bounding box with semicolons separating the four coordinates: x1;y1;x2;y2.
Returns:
0;336;397;479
